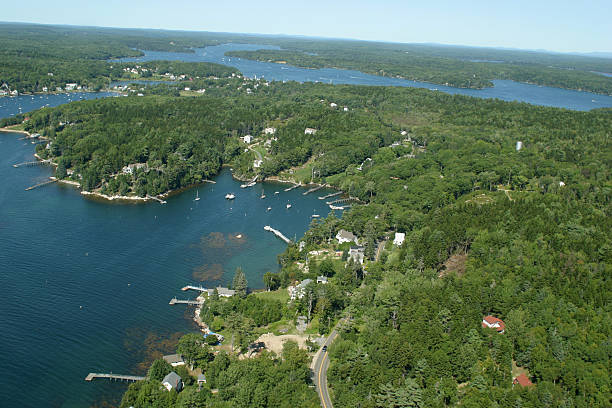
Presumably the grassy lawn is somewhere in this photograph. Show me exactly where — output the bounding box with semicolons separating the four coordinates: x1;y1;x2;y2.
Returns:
254;288;290;303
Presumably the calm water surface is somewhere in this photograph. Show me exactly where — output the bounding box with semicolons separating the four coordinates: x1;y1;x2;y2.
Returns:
0;126;336;407
116;43;612;111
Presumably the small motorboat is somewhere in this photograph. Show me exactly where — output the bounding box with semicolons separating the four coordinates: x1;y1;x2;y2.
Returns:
194;190;200;201
225;193;235;200
286;204;292;209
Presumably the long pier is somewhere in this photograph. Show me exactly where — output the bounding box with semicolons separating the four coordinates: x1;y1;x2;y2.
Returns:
283;183;301;192
169;297;203;306
85;373;146;382
326;197;357;205
264;225;292;244
303;185;324;195
25;179;57;191
13;159;51;168
146;195;167;204
319;191;342;200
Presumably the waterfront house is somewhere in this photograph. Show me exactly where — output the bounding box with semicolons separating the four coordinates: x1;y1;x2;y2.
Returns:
162;354;185;367
0;90;7;96
162;371;183;392
393;232;405;246
336;229;358;245
205;287;235;298
513;374;533;387
65;83;77;91
482;315;505;333
304;128;318;135
349;246;365;265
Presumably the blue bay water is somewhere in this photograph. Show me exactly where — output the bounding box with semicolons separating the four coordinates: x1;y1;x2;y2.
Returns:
115;43;612;111
0;123;336;407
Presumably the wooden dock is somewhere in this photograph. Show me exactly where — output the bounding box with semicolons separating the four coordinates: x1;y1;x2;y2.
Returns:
85;373;146;382
264;225;292;244
13;159;51;168
25;178;57;191
303;185;324;195
326;197;357;205
319;191;342;200
169;297;203;306
146;195;167;204
283;183;301;192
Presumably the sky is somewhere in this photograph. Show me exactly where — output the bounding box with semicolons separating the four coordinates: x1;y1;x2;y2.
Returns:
3;0;611;53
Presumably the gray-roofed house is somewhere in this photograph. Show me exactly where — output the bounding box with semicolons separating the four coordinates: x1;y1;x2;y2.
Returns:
349;246;365;265
205;287;236;298
162;354;185;367
197;373;207;385
336;229;358;245
162;371;183;392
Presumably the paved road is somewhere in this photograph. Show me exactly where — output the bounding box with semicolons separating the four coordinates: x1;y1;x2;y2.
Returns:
313;326;341;408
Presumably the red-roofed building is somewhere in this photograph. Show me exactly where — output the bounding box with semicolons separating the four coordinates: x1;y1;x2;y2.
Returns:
513;374;533;387
482;315;506;333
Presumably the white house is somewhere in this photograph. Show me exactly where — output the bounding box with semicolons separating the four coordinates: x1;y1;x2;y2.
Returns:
65;83;77;91
317;276;328;284
288;279;313;300
205;287;235;298
162;354;185;367
336;229;358;245
263;127;277;135
348;246;365;265
253;159;263;168
242;135;253;144
343;106;349;112
304;128;318;135
122;163;147;175
393;232;405;246
330;102;337;108
162;372;183;392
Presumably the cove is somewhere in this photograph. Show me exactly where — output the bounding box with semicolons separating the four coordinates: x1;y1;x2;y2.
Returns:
115;43;612;111
0;122;338;407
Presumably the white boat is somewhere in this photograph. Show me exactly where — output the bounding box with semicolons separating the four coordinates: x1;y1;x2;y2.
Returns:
247;181;256;187
240;183;248;188
261;193;266;199
329;205;344;210
274;191;280;195
267;207;272;211
194;190;200;201
286;204;292;209
225;193;235;200
311;213;320;218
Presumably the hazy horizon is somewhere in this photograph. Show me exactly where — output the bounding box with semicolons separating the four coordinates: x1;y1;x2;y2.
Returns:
2;0;611;54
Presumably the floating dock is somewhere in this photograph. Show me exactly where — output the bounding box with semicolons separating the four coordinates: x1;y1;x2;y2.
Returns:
264;225;292;244
318;191;342;200
13;159;51;168
85;373;145;382
326;197;357;205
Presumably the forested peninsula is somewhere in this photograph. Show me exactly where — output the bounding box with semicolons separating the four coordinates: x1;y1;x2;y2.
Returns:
225;44;612;95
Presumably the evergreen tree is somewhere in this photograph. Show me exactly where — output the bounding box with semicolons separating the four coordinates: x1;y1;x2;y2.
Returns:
232;267;248;298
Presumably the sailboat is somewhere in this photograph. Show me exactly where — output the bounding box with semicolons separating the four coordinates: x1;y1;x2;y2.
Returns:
194;190;200;201
261;192;266;199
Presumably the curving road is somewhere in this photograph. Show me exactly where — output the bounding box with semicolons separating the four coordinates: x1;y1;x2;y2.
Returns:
313;325;341;408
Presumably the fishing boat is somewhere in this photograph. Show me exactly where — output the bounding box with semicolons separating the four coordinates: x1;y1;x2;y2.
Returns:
194;190;200;201
225;193;235;200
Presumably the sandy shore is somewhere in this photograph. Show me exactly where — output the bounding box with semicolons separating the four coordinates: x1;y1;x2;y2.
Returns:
0;127;31;136
80;191;151;202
